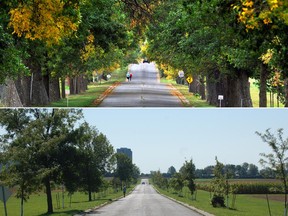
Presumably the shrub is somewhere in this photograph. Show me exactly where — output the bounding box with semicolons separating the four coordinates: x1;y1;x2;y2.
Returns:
211;194;225;207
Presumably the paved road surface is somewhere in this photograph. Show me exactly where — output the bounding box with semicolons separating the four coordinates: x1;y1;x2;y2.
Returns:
87;179;202;216
99;63;183;107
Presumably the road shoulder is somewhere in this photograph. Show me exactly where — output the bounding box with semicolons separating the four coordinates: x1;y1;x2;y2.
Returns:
153;186;215;216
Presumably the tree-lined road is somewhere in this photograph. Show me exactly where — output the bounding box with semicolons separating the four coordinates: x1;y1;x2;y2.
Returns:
99;63;184;107
87;179;202;216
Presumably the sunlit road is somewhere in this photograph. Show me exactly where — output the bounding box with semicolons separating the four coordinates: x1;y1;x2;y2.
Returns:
98;63;183;107
87;179;202;216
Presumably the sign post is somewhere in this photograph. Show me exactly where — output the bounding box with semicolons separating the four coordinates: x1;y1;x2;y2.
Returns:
178;71;185;85
218;95;224;107
65;78;70;107
186;76;193;84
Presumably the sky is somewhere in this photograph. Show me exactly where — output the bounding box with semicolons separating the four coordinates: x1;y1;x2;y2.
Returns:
82;108;288;174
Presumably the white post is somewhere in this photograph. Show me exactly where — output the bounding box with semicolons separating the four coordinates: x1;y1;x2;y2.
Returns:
218;95;224;107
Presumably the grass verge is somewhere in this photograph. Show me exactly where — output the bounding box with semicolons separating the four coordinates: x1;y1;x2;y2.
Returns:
249;79;284;107
0;185;135;216
154;185;283;216
163;78;285;108
161;79;214;107
49;69;127;107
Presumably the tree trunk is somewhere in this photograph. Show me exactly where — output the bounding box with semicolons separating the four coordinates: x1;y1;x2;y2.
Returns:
206;69;225;106
0;79;23;107
70;77;77;95
49;76;61;102
21;185;24;216
14;76;31;106
43;72;50;100
259;63;268;107
206;69;252;107
199;76;206;100
224;70;252;107
31;68;49;106
189;75;199;94
61;77;66;99
44;177;53;214
284;78;288;107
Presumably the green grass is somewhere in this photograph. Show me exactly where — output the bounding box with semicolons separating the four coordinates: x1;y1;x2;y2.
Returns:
48;69;127;107
46;71;284;108
0;186;134;216
155;186;283;216
162;78;285;108
250;79;284;108
161;78;214;107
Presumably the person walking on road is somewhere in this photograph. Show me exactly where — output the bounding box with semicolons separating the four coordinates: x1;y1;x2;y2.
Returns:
123;185;127;197
126;72;130;81
129;73;132;81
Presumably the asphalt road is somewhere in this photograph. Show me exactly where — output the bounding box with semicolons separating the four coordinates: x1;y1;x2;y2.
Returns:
87;179;203;216
99;63;183;107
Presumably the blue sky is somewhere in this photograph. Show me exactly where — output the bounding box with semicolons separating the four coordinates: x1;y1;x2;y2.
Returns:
83;108;288;174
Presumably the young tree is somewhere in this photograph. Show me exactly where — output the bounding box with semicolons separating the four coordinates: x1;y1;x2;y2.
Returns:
169;172;184;196
256;128;288;216
211;157;226;207
167;166;177;177
179;159;196;198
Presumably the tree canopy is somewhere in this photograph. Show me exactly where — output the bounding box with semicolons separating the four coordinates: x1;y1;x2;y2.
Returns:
0;109;114;214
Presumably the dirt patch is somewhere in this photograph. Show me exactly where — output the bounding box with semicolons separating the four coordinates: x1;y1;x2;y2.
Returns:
251;194;285;202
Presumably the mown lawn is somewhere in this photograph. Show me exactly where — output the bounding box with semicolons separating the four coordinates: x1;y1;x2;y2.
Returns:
155;186;283;216
249;79;284;108
0;186;134;216
161;78;214;107
48;69;127;107
163;78;285;108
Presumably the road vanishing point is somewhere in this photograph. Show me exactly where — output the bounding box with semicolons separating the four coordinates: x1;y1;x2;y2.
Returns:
98;63;187;107
85;179;203;216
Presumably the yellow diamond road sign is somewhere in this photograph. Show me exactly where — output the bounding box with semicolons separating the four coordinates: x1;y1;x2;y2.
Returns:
186;76;193;84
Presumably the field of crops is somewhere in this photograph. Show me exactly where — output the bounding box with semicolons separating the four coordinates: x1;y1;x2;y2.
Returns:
196;178;283;194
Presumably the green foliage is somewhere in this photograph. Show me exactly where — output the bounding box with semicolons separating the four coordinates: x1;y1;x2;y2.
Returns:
115;153;139;185
0;109;115;213
151;170;168;189
256;128;288;213
0;22;29;84
169;173;184;194
179;159;196;195
211;194;226;207
197;181;283;194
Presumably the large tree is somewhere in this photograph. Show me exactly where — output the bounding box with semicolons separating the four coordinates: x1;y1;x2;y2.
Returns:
0;109;83;214
115;153;134;187
74;122;114;201
0;0;146;106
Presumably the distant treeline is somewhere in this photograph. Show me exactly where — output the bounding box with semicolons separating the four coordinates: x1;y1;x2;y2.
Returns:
141;162;275;179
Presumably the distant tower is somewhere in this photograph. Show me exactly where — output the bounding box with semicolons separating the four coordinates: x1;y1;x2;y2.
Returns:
117;147;132;162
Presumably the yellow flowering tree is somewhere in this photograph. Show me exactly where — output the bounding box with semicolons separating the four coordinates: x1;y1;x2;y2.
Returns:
234;0;288;106
236;0;288;30
9;0;80;45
